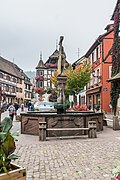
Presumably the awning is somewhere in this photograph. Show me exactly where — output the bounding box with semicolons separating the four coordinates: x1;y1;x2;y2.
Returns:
107;72;120;82
86;86;102;95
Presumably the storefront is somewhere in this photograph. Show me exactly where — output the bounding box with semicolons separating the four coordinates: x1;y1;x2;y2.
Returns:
86;86;102;111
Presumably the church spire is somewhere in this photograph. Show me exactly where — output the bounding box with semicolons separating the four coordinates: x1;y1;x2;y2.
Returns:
36;51;45;69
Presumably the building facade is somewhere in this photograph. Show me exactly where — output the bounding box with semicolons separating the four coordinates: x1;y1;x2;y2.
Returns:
35;49;69;95
0;56;32;105
0;56;23;103
72;56;88;106
85;25;114;112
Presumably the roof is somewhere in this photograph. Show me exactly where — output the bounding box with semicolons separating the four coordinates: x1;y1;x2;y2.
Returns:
85;28;113;58
49;49;59;58
72;56;86;67
107;72;120;82
36;59;45;69
44;48;69;68
45;49;59;65
111;0;120;20
0;56;22;78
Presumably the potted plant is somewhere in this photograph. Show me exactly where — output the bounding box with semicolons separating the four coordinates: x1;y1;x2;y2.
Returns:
0;117;26;180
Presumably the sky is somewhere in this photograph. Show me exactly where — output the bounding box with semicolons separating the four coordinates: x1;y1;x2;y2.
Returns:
0;0;116;71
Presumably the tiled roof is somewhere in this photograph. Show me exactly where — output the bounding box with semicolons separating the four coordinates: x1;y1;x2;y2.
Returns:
0;56;22;78
36;60;45;68
45;49;68;65
85;28;113;58
50;49;59;58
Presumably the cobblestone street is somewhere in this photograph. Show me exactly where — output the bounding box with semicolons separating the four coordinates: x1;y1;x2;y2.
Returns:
2;111;120;179
7;116;120;180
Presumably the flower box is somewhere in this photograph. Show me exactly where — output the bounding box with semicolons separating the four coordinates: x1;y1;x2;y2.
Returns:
0;163;26;180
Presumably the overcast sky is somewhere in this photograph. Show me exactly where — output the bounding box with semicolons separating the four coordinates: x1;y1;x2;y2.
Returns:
0;0;116;71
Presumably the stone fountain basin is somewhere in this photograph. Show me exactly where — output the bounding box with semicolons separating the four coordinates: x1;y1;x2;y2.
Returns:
21;111;103;137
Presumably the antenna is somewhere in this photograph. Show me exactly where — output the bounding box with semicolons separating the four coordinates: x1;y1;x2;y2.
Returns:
13;58;14;63
56;39;58;50
78;48;80;59
40;51;42;60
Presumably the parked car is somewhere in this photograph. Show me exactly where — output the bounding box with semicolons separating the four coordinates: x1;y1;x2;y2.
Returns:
34;101;55;111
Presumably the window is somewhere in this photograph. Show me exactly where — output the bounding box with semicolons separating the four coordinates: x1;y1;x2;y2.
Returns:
0;73;3;78
92;52;94;64
40;71;43;76
6;75;10;81
109;66;112;78
94;50;96;62
6;85;9;91
13;78;16;83
28;92;31;98
98;45;101;58
37;70;43;76
96;94;100;106
13;87;15;93
40;81;43;87
48;70;51;74
28;85;30;90
96;47;99;60
96;45;101;60
90;54;92;65
89;96;92;104
20;88;22;93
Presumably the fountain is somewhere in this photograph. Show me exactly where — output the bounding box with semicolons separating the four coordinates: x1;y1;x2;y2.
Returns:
20;36;103;139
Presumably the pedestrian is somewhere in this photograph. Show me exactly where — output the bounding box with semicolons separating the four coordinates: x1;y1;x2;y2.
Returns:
29;102;34;111
8;103;16;121
1;99;8;112
28;101;31;111
21;102;24;111
14;101;19;115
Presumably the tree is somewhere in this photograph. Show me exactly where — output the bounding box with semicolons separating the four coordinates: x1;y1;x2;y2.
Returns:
50;70;58;88
65;63;91;93
50;62;91;93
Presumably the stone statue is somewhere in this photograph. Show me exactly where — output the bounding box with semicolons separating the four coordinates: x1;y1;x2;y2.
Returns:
58;36;66;75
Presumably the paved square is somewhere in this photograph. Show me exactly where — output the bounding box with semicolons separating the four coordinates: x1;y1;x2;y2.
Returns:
11;120;120;180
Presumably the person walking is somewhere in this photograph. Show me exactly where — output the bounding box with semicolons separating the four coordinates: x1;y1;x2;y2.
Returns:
28;101;31;111
21;102;24;112
14;101;19;115
8;103;16;122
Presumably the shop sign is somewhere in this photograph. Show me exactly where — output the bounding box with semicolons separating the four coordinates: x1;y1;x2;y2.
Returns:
103;88;108;91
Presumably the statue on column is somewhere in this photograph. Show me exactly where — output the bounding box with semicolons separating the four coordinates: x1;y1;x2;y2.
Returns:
58;36;66;75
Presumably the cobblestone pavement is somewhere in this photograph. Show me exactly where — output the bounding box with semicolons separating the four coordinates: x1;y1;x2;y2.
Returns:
2;111;120;180
10;121;120;180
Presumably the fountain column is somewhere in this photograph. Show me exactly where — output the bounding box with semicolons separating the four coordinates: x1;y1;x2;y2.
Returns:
55;36;67;114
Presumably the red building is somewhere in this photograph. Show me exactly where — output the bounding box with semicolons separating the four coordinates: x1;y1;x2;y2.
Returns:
85;25;114;112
